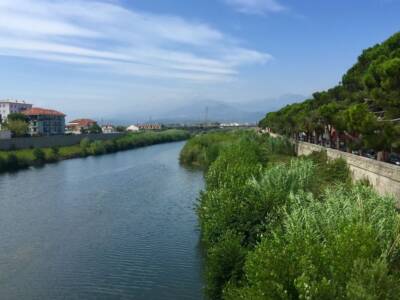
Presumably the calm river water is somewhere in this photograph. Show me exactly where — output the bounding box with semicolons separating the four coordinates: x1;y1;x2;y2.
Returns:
0;142;205;299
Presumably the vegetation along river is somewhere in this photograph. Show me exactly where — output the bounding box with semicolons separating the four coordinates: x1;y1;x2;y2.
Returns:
0;141;205;300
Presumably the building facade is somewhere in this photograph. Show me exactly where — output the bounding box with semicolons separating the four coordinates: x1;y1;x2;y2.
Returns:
23;108;66;136
0;100;32;123
127;125;140;132
101;124;116;134
66;119;97;134
138;124;162;130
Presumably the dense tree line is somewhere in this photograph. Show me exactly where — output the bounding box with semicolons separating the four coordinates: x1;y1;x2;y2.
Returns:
259;32;400;155
181;131;400;299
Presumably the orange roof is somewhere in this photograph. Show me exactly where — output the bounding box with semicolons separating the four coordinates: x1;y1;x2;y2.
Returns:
23;107;65;116
69;119;97;127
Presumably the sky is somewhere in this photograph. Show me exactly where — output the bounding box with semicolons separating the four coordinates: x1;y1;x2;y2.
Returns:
0;0;399;121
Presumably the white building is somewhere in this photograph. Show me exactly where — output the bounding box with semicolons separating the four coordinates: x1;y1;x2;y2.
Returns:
102;124;116;134
0;100;33;123
127;125;140;132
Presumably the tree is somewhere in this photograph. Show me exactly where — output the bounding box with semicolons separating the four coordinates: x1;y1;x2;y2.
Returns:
116;126;126;132
318;102;342;146
33;148;46;164
7;113;29;123
88;123;102;134
259;31;400;154
4;119;29;137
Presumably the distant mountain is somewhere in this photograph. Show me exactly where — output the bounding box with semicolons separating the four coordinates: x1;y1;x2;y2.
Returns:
101;94;306;125
154;100;264;123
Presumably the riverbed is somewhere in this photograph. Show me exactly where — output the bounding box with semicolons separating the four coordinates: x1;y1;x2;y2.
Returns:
0;141;204;299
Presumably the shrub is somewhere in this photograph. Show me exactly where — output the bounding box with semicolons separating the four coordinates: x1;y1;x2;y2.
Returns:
206;231;246;300
80;138;91;156
226;186;400;299
33;148;46;164
89;140;106;155
5;153;19;170
0;156;6;172
51;146;60;157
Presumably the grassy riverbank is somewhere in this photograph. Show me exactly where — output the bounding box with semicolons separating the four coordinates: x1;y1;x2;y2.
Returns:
180;131;400;299
0;129;189;174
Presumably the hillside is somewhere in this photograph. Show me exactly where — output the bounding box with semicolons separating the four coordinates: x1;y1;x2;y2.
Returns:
260;32;400;153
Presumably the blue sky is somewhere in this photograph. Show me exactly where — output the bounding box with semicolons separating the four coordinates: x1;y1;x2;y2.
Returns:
0;0;399;120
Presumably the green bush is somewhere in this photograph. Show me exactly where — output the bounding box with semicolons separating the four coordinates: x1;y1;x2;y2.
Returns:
89;140;106;155
0;156;6;171
5;153;19;171
225;186;400;299
206;231;247;300
51;146;60;157
180;130;293;169
186;131;396;300
33;148;46;164
196;133;312;299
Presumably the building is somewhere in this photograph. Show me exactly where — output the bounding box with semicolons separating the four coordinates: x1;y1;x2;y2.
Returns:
23;108;66;136
0;100;32;123
101;124;116;134
127;125;140;132
66;119;97;134
138;124;162;130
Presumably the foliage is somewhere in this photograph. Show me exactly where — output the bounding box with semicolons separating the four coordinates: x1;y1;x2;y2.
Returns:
0;130;189;174
88;123;102;134
259;32;400;152
226;186;400;299
180;131;241;168
115;126;126;132
6;113;29;123
183;131;399;300
32;148;46;164
180;130;293;169
4;119;29;137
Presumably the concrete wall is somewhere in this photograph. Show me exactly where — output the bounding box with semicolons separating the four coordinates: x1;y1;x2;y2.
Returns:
0;133;123;150
297;141;400;204
0;130;12;140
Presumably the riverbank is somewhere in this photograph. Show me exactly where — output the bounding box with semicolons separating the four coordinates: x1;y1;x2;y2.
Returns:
180;131;400;299
0;129;189;174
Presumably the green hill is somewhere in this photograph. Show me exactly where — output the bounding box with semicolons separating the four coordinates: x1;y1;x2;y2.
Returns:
260;32;400;153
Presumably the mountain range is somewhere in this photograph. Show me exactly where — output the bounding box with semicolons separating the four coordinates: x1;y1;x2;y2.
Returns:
101;94;306;125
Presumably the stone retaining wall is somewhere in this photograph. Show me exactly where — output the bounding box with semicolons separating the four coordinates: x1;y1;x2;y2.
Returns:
297;141;400;204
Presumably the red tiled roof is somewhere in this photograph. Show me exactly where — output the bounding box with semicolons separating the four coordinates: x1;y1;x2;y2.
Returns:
23;107;65;116
68;119;97;127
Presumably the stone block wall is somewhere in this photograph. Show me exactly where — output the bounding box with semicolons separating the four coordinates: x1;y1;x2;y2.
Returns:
297;142;400;204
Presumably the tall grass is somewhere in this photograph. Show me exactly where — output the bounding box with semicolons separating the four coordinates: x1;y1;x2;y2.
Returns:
183;130;399;299
226;186;400;299
180;130;294;169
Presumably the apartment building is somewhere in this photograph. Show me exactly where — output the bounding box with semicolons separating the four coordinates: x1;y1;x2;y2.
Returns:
23;108;66;136
0;100;32;123
66;119;97;134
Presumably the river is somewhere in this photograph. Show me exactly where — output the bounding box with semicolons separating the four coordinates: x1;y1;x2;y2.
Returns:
0;142;205;299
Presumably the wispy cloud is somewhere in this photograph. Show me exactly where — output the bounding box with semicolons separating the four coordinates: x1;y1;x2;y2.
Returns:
0;0;272;82
224;0;286;15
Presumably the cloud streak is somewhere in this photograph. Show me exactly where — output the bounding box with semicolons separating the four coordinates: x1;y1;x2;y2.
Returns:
224;0;286;15
0;0;272;82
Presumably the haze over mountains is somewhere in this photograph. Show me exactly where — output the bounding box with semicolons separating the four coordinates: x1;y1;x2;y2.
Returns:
104;94;305;125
